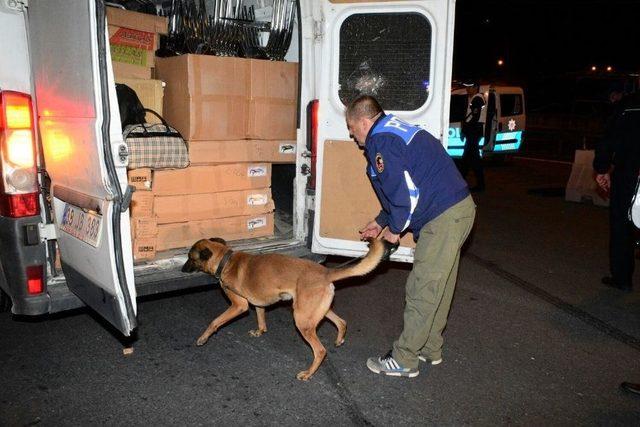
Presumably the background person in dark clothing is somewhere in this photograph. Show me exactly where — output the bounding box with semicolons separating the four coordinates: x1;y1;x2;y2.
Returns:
460;98;486;192
593;90;640;292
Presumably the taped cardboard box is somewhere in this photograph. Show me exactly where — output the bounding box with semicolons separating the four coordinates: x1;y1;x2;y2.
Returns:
115;78;164;124
188;140;296;165
154;188;275;224
152;163;271;196
156;55;250;141
128;168;153;191
130;191;154;218
156;213;275;251
133;237;157;262
109;27;156;68
248;59;298;140
106;7;168;35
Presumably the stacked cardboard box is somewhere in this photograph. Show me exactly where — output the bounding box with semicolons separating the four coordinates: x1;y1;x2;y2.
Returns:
128;54;298;262
116;77;165;124
106;8;167;80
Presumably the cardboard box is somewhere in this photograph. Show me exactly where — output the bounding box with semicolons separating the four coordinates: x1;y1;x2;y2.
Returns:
155;213;275;251
106;7;168;35
152;163;271;196
132;237;157;262
155;55;250;140
112;61;152;79
247;59;298;140
130;191;154;218
154;188;275;224
131;217;158;237
128;168;153;191
188;140;296;165
115;78;164;124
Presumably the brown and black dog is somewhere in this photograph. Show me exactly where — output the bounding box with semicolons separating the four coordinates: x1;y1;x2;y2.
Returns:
182;237;390;380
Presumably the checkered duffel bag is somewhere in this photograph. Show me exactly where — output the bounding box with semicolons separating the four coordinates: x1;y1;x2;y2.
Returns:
124;109;189;170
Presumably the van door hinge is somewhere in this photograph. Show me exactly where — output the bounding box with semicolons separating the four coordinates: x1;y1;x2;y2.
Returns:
38;223;57;242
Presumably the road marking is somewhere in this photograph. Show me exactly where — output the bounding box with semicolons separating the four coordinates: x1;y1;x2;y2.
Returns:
467;253;640;352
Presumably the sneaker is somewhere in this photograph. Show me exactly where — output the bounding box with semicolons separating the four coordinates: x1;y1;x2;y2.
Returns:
418;355;443;365
366;351;419;378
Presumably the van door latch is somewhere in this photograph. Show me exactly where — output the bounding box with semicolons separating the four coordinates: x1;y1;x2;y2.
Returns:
38;223;58;242
118;144;129;164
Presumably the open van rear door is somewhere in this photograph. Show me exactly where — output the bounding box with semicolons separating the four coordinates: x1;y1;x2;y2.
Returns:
28;0;136;335
311;0;456;262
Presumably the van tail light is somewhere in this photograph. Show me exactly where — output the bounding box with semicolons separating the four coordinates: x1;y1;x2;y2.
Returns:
0;91;39;218
26;265;44;295
306;99;319;190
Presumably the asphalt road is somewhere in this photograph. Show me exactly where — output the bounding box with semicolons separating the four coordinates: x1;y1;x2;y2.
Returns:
2;158;639;426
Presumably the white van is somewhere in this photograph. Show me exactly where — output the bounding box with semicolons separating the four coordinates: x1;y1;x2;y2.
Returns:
447;84;526;157
0;0;456;337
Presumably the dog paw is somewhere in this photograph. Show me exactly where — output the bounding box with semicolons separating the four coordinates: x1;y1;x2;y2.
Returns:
195;336;209;346
335;338;345;347
296;370;313;381
248;329;266;337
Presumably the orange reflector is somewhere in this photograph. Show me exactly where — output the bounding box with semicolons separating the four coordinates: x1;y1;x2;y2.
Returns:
2;92;32;129
6;129;35;167
26;265;43;294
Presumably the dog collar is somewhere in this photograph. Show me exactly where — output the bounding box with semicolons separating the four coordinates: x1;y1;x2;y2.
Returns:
214;249;234;281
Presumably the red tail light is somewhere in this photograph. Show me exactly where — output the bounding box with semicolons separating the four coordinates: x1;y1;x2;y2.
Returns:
0;91;39;217
307;100;319;190
26;265;44;295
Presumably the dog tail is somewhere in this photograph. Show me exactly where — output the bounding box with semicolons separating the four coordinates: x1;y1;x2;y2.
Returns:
325;238;387;283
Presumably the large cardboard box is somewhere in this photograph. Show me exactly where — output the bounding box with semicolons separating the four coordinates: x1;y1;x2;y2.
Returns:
155;213;275;251
154;188;275;224
152;163;271;196
112;61;152;79
188;140;296;165
247;59;298;140
115;78;164;124
155;55;250;141
106;8;168;35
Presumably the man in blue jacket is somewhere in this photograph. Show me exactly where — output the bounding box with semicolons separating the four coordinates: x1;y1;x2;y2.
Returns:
346;95;476;377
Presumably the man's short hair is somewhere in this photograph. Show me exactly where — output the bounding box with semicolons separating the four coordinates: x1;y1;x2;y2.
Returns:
346;95;383;121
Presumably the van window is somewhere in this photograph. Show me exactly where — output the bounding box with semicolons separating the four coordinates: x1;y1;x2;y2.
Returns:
338;13;432;111
450;95;468;122
500;94;523;116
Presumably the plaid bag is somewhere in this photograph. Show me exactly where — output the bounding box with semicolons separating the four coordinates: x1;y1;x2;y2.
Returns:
124;109;189;170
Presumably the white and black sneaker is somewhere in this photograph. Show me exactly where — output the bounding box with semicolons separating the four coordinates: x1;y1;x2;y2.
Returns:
418;355;443;365
366;351;419;378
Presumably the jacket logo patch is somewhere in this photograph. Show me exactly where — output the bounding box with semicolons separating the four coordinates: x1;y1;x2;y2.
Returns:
375;153;384;173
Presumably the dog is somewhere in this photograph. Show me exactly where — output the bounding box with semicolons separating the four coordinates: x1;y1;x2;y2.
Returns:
182;236;391;380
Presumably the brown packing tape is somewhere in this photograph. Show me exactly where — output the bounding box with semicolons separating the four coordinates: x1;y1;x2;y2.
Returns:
155;213;275;251
153;188;275;224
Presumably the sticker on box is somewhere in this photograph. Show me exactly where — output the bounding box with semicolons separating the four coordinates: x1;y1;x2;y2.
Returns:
247;216;267;230
247;194;268;206
110;27;155;50
111;45;148;67
279;143;296;154
247;165;267;177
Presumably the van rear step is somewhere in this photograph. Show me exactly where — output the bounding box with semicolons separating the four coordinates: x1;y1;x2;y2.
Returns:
47;239;320;314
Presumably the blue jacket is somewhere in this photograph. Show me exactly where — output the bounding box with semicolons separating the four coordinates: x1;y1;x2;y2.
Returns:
365;114;469;238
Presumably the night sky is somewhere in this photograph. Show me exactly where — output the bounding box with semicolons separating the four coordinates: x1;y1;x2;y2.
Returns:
453;0;640;84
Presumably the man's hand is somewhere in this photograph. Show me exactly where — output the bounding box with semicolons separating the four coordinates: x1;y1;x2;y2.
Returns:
596;173;611;192
359;220;382;240
380;228;400;244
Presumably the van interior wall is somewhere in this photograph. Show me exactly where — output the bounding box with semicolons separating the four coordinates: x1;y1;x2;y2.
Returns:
271;164;295;238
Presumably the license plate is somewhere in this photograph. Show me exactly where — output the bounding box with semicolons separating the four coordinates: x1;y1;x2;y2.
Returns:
60;203;103;247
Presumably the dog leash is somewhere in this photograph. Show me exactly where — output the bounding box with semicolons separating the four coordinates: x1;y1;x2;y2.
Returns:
333;240;400;269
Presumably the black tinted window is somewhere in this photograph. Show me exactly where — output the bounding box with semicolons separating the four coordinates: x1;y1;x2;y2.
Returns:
500;94;523;116
339;13;432;111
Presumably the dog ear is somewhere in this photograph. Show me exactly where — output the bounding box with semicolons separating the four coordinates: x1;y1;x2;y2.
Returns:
209;237;227;246
199;247;213;261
